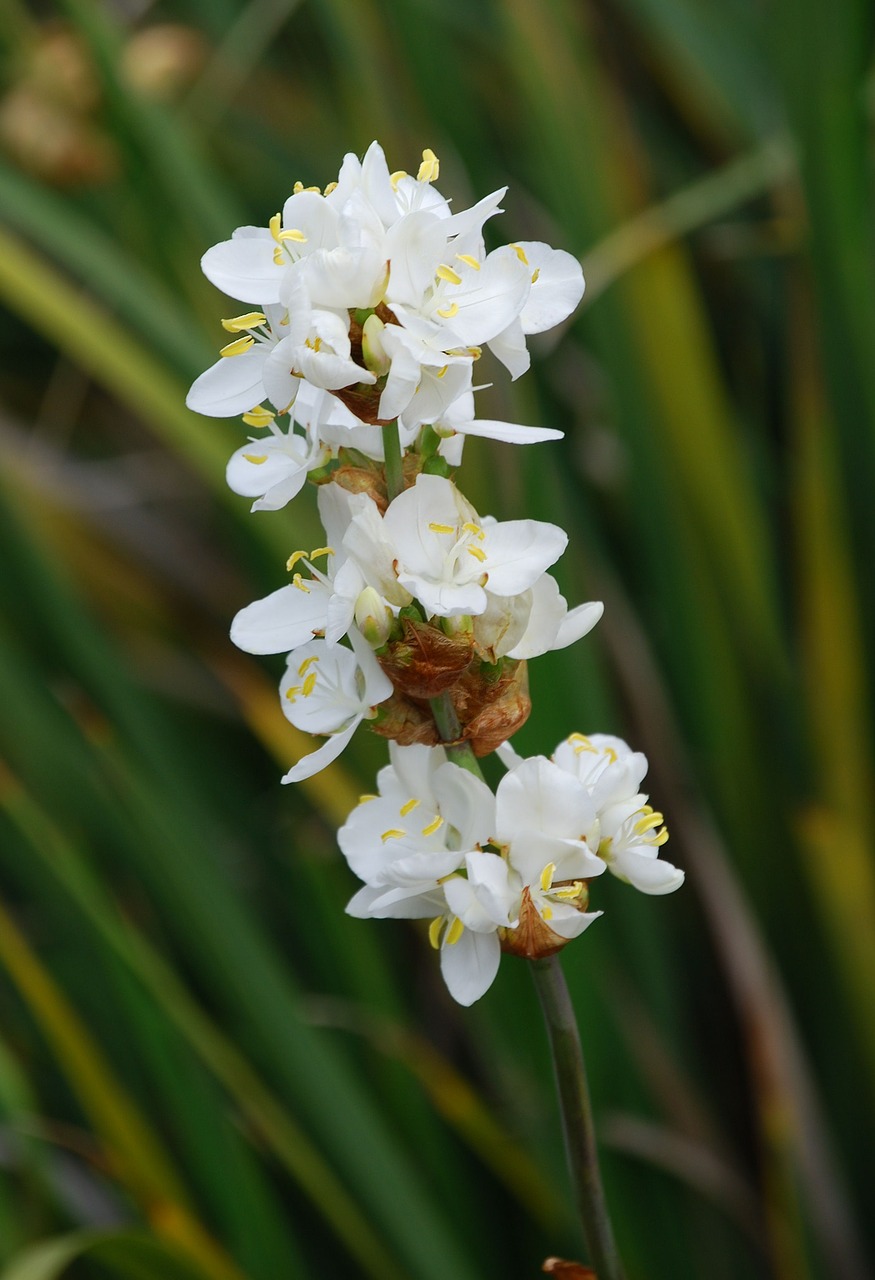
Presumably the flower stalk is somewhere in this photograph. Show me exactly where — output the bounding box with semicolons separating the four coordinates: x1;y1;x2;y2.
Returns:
531;954;626;1280
382;417;405;503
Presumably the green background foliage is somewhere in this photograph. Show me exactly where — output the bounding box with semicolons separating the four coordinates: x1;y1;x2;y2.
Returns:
0;1;872;1276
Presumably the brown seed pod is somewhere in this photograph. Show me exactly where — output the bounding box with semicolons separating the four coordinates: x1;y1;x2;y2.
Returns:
379;618;474;700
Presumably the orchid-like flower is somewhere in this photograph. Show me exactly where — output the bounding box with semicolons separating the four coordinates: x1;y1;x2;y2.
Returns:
279;633;392;783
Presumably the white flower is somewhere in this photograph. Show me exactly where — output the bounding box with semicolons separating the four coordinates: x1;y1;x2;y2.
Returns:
226;424;327;512
473;576;603;661
279;632;392;782
597;797;684;895
186;305;288;419
381;474;568;618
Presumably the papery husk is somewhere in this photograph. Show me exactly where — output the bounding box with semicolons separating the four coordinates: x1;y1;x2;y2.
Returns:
455;658;531;756
371;692;439;747
499;886;578;960
329;464;388;511
379;618;474;699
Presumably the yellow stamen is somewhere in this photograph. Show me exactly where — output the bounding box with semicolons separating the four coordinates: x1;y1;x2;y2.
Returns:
308;546;334;561
358;794;378;803
381;828;406;842
436;365;448;379
301;672;317;697
219;335;255;357
242;404;275;427
437;302;459;319
222;312;266;333
278;228;307;243
286;550;308;571
553;882;584;901
651;828;670;846
455;253;480;270
510;243;529;265
634;812;665;836
284;685;300;701
428;916;443;950
540;862;556;892
436;264;462;285
291;573;311;593
399;798;420;817
462;521;485;538
389;169;408;189
467;545;487;563
445;916;464;946
323;181;338;195
297;654;320;677
269;212;282;241
292;182;304;195
242;453;268;464
467;346;482;359
428;522;455;534
421;815;444;837
417;148;440;182
273;248;284;265
531;268;540;284
541;906;554;921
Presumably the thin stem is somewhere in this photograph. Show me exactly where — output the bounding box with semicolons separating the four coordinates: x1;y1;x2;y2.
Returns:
429;690;485;780
383;418;404;502
531;954;626;1280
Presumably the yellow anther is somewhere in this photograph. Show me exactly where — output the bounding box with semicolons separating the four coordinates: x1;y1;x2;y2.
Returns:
286;550;308;571
390;169;408;189
285;685;300;701
417;148;440;182
437;302;459;319
604;746;618;763
278;228;307;243
323;181;338;195
467;346;482;359
308;546;334;561
436;365;448;379
510;243;529;265
242;404;275;427
219;335;255;357
553;882;584;901
291;573;311;593
455;253;481;270
293;182;304;194
381;828;406;842
400;798;420;817
273;247;284;265
358;794;378;803
531;268;540;284
569;731;596;754
301;672;317;697
297;654;320;677
540;862;556;892
428;916;443;950
467;545;487;563
242;453;268;465
436;264;462;286
541;906;554;921
462;522;485;538
635;811;664;833
428;522;456;534
269;212;282;241
652;828;670;846
222;312;266;333
305;335;323;352
445;916;464;946
421;815;444;837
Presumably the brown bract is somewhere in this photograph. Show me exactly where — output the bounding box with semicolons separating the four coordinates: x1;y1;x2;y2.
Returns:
378;617;474;699
499;886;584;959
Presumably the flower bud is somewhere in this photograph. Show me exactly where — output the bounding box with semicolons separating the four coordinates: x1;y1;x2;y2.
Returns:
361;314;390;377
354;587;393;648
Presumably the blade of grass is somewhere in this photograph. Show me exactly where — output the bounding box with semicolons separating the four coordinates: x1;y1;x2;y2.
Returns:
0;1230;215;1280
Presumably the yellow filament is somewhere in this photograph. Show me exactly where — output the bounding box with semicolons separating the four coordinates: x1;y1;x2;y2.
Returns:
540;862;556;892
428;916;443;950
297;654;320;677
467;545;487;563
428;522;455;535
417;148;440;181
421;815;444;837
436;264;462;285
219;335;255;357
455;253;480;270
445;916;464;946
399;798;420;816
242;453;268;465
381;828;406;842
301;672;317;697
437;302;459;319
221;312;266;333
510;243;529;265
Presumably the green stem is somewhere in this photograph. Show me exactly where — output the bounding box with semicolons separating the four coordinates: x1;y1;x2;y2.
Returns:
383;418;404;502
531;955;626;1280
429;691;485;780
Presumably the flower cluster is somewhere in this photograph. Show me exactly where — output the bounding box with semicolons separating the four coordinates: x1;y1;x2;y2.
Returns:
189;142;683;1004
